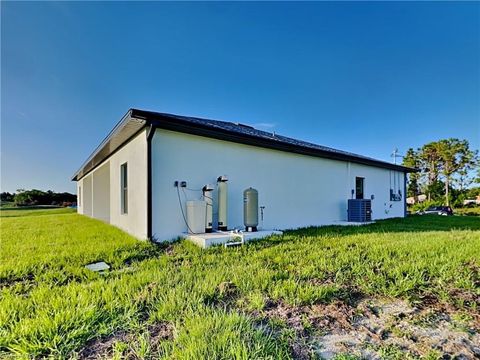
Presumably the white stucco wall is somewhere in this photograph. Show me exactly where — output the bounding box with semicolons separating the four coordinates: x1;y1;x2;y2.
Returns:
348;162;405;219
77;181;83;214
107;129;148;238
76;129;148;239
92;162;110;222
79;174;92;217
151;129;405;241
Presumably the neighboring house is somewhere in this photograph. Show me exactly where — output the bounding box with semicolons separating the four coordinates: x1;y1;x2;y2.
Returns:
406;194;427;205
72;109;415;241
463;196;480;206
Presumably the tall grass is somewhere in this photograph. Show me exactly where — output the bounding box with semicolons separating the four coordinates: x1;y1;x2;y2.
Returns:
0;210;478;358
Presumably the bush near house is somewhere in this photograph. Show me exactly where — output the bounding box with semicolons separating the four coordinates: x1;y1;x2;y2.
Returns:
409;200;444;213
0;209;479;359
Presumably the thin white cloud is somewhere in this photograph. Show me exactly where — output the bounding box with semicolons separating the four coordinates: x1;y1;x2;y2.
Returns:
252;122;276;130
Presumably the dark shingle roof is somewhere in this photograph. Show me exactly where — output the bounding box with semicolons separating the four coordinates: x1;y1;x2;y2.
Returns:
72;108;415;180
155;112;379;162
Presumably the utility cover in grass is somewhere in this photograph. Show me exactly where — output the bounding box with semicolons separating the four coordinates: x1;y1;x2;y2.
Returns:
85;261;110;272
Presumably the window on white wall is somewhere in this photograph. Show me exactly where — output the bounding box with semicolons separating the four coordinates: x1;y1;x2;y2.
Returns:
78;186;82;206
121;163;128;214
355;177;364;199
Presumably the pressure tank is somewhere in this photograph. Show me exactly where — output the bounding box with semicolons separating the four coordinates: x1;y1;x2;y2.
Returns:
243;187;258;232
217;176;228;231
203;184;214;233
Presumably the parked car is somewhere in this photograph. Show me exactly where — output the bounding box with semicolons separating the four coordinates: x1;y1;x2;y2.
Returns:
417;206;453;216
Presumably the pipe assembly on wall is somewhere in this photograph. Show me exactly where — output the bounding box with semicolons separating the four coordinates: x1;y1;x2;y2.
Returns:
182;176;261;234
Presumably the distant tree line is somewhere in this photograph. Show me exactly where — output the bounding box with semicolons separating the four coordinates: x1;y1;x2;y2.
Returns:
0;189;76;207
402;138;479;207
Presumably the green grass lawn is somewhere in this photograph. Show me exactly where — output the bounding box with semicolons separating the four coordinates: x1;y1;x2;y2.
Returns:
0;206;76;218
0;209;479;359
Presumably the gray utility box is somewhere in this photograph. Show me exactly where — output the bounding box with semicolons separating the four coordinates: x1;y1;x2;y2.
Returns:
347;199;372;222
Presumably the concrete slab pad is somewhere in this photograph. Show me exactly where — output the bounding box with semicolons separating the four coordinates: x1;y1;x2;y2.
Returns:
183;230;283;248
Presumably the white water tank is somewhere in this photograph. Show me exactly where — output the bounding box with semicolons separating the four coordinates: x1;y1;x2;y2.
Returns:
217;175;228;231
186;200;206;234
203;184;214;233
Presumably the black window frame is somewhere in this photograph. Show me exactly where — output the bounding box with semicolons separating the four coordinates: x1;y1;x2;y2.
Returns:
355;177;364;200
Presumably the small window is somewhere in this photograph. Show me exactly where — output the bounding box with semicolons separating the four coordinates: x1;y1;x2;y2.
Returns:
78;186;82;206
120;163;128;214
355;177;364;199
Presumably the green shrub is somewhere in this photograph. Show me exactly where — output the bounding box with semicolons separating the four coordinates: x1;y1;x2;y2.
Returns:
409;200;443;213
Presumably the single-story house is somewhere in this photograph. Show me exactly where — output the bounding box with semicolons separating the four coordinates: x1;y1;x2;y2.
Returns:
72;109;414;241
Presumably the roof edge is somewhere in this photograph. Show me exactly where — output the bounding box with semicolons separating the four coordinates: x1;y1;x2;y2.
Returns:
71;109;147;181
72;109;417;182
131;108;417;173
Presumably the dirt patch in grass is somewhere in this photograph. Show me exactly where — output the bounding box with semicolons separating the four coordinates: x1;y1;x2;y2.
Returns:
254;297;480;360
305;273;337;287
204;281;241;309
0;273;35;290
148;323;175;346
78;322;174;359
79;330;129;359
0;271;86;295
448;288;480;310
164;244;175;256
262;299;357;336
252;299;360;359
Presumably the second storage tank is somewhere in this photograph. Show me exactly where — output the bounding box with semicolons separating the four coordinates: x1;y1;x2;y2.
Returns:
243;187;258;232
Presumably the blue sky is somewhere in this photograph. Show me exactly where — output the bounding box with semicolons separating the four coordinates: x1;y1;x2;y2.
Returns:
2;1;479;193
